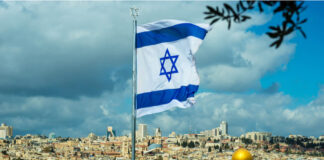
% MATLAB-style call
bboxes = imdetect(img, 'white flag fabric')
[136,19,211,117]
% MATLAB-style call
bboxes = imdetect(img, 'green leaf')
[285,27,294,35]
[297,1,304,10]
[207,6,216,12]
[299,18,307,24]
[258,2,263,12]
[266,32,279,38]
[274,3,286,13]
[298,28,307,38]
[262,1,277,7]
[239,1,246,11]
[210,18,220,25]
[224,3,237,18]
[241,15,251,22]
[269,26,280,31]
[270,38,283,49]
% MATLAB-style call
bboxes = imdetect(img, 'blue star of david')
[160,48,179,82]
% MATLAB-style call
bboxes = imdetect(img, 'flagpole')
[130,7,138,160]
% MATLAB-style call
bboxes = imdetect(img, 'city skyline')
[0,1,323,138]
[1,122,323,159]
[1,121,322,140]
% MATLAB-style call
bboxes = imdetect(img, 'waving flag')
[136,19,211,117]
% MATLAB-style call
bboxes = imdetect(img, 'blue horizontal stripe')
[136,85,199,109]
[136,23,208,48]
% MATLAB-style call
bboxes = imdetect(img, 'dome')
[49,132,56,139]
[88,132,97,139]
[148,143,162,151]
[232,148,253,160]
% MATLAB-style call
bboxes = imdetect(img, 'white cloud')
[100,105,109,116]
[152,113,180,132]
[0,2,320,138]
[197,13,296,92]
[143,90,323,137]
[0,83,132,137]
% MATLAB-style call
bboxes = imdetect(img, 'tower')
[138,124,147,138]
[155,128,161,137]
[107,126,116,141]
[220,121,228,135]
[0,123,13,139]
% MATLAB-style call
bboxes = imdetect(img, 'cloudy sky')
[0,1,323,137]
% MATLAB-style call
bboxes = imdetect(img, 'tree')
[194,141,200,148]
[285,148,290,154]
[263,145,268,151]
[224,143,230,150]
[181,141,188,148]
[285,137,295,145]
[241,137,252,145]
[306,142,315,149]
[269,137,274,144]
[1,150,8,155]
[208,146,212,152]
[188,141,195,148]
[204,1,307,48]
[176,140,180,146]
[274,143,280,150]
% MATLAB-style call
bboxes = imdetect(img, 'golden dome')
[232,148,253,160]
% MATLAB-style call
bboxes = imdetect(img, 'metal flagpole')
[130,7,138,160]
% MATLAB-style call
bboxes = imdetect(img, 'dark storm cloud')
[0,1,224,99]
[1,2,321,138]
[0,87,132,137]
[0,1,213,137]
[0,2,132,98]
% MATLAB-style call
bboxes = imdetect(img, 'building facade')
[244,132,272,142]
[155,128,161,137]
[200,121,228,138]
[107,126,116,140]
[0,123,13,139]
[220,121,228,135]
[138,124,147,138]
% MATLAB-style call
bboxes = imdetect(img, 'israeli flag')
[136,19,211,117]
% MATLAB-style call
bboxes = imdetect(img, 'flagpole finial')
[130,7,139,20]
